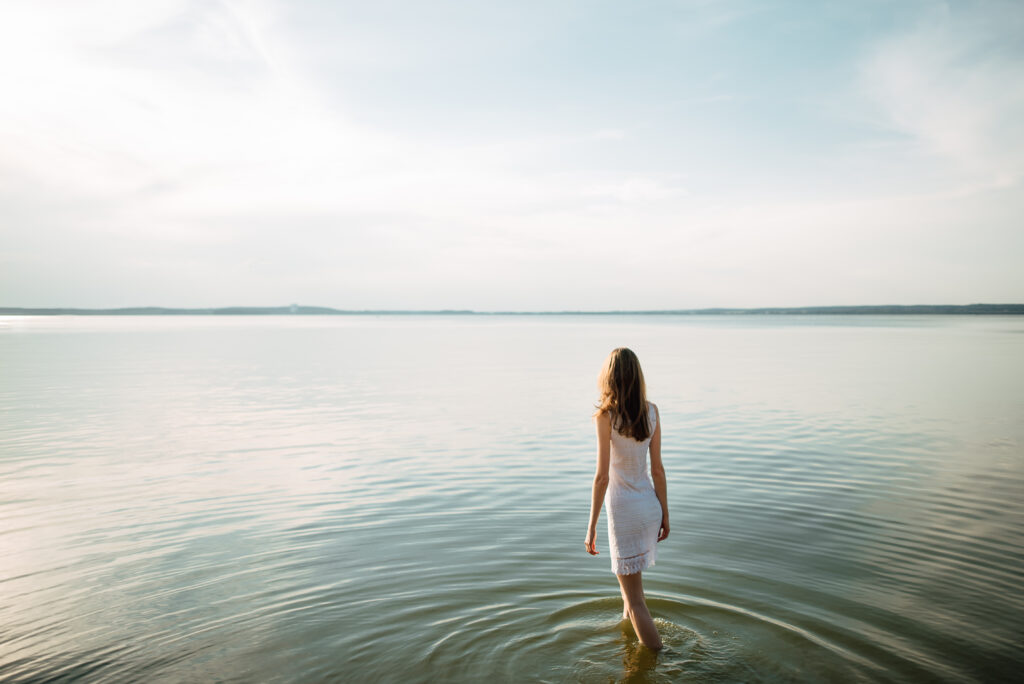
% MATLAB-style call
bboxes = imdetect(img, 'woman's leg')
[619,583,629,620]
[616,572,663,650]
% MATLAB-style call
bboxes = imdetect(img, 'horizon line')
[2,303,1024,316]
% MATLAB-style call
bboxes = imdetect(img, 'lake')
[1,314,1021,682]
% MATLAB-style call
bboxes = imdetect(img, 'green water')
[1,314,1021,682]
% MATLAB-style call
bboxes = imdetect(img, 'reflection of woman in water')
[585,347,669,651]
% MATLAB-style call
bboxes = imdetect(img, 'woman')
[585,347,669,651]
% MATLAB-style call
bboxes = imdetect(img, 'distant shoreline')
[2,304,1023,316]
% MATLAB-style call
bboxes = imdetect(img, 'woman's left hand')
[657,516,670,542]
[585,527,598,555]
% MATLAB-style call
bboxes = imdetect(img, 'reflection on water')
[0,314,1022,682]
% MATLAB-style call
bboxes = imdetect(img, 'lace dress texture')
[607,402,662,575]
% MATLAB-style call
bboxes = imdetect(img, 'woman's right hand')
[585,527,598,555]
[657,515,670,542]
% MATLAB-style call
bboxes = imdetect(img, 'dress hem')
[611,547,657,576]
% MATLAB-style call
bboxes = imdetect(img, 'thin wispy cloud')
[858,0,1024,188]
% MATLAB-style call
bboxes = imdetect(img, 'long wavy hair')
[594,347,650,441]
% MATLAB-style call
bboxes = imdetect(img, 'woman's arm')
[649,404,670,541]
[585,411,612,555]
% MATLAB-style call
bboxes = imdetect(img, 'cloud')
[0,2,682,228]
[857,0,1024,187]
[581,177,687,204]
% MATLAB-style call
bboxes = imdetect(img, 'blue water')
[1,314,1021,682]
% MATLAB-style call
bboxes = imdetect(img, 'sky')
[1,0,1022,310]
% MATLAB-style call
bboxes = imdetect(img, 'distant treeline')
[2,304,1023,315]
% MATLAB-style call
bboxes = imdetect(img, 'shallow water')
[1,314,1021,682]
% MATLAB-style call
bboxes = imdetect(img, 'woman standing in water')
[585,347,669,651]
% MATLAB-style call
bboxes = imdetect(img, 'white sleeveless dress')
[607,402,662,575]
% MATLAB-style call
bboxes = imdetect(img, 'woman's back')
[609,403,657,492]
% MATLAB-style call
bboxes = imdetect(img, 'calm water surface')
[1,314,1022,682]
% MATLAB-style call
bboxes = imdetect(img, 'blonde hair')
[594,347,650,441]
